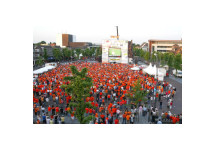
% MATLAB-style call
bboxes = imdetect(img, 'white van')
[172,69,182,77]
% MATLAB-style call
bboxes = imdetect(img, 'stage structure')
[102,39,129,64]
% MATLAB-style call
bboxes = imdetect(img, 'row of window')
[157,46,173,48]
[155,41,182,44]
[157,50,167,52]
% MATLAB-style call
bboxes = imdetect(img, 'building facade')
[68,42,92,49]
[56,33,76,47]
[140,42,148,51]
[148,39,182,54]
[33,45,61,65]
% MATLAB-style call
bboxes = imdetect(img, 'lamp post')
[154,53,158,108]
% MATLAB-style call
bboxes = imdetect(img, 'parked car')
[172,69,182,78]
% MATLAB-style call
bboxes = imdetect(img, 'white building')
[148,39,182,54]
[56,33,76,48]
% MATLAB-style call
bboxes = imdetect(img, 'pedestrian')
[126,114,130,124]
[52,105,55,115]
[160,99,163,109]
[61,115,65,124]
[143,105,147,117]
[130,115,134,124]
[50,119,53,124]
[46,116,50,124]
[114,118,119,124]
[48,105,51,116]
[54,115,58,124]
[56,106,59,115]
[122,113,126,124]
[42,114,46,124]
[157,118,162,124]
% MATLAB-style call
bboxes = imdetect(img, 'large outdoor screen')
[108,48,121,56]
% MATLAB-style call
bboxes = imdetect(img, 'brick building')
[56,33,76,47]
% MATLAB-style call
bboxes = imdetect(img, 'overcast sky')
[33,0,182,45]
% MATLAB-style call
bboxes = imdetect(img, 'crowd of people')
[33,62,182,124]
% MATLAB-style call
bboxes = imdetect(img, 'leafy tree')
[167,53,175,69]
[62,48,67,60]
[75,49,81,59]
[133,48,141,57]
[174,53,182,73]
[151,52,156,64]
[164,52,169,64]
[95,47,102,57]
[43,49,48,61]
[62,48,71,60]
[140,50,145,58]
[40,41,46,44]
[36,56,44,66]
[157,52,162,65]
[66,50,71,60]
[71,50,75,58]
[128,79,147,106]
[160,53,165,66]
[91,47,96,57]
[53,48,62,61]
[144,51,150,62]
[62,66,95,124]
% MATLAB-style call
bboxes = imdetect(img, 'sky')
[33,0,182,45]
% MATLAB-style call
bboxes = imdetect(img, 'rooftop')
[148,39,182,42]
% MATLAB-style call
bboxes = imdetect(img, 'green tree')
[75,49,81,59]
[140,50,145,58]
[62,48,67,61]
[62,48,71,61]
[71,50,75,58]
[62,66,95,124]
[53,48,62,61]
[128,79,147,106]
[36,56,44,66]
[40,41,46,44]
[66,50,71,60]
[144,51,150,62]
[95,47,102,57]
[151,52,156,64]
[168,53,175,69]
[174,53,182,73]
[157,52,162,66]
[91,47,96,57]
[164,52,169,64]
[43,49,48,61]
[160,53,165,66]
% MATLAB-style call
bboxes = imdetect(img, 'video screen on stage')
[108,48,121,56]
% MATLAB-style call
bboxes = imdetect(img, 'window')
[157,50,167,52]
[157,46,172,48]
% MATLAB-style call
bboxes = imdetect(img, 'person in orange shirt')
[126,115,130,124]
[122,113,126,124]
[95,113,98,118]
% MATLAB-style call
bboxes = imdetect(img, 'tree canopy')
[62,66,95,124]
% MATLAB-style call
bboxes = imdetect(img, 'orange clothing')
[126,115,130,120]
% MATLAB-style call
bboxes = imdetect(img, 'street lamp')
[154,53,158,82]
[154,53,158,108]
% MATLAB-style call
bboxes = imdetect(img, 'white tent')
[143,63,155,75]
[143,63,165,81]
[131,66,140,71]
[33,66,55,74]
